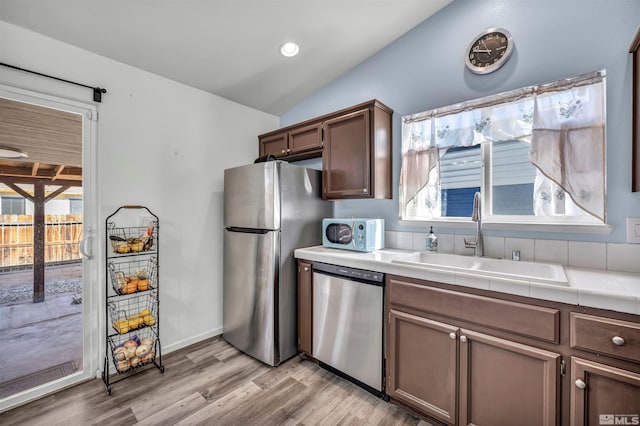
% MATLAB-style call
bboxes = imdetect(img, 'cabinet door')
[571,357,640,426]
[297,261,312,355]
[323,108,371,199]
[387,309,458,425]
[259,131,288,157]
[288,123,322,155]
[459,329,560,426]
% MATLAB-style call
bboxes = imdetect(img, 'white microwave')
[322,218,384,252]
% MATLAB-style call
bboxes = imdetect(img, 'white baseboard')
[162,327,223,355]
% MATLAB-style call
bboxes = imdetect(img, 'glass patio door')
[0,86,98,412]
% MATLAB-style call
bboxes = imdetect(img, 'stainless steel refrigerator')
[223,160,331,366]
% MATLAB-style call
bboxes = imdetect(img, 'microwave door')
[326,224,353,245]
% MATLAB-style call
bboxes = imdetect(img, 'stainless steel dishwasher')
[312,262,385,397]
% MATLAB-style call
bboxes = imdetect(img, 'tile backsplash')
[385,231,640,274]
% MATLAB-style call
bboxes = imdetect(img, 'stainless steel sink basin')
[392,252,568,286]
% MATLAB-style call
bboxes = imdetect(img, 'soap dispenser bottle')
[426,226,438,252]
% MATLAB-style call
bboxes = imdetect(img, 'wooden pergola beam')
[33,182,45,303]
[3,181,34,202]
[0,164,81,182]
[45,185,70,202]
[0,175,81,187]
[51,165,65,182]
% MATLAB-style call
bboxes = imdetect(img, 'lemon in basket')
[143,314,156,326]
[113,319,129,334]
[128,315,142,329]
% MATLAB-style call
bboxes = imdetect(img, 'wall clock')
[465,28,514,74]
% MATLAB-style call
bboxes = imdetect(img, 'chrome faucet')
[464,192,484,257]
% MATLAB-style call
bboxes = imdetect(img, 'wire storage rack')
[102,205,163,395]
[108,256,158,296]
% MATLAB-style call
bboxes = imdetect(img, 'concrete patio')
[0,264,82,399]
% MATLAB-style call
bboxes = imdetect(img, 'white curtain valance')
[529,79,606,221]
[400,71,606,221]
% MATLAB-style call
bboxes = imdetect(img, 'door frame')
[0,83,99,412]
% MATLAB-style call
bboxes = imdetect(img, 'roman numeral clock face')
[465,28,514,74]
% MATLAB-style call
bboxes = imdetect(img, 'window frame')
[1,196,26,216]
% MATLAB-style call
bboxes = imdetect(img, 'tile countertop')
[294,246,640,316]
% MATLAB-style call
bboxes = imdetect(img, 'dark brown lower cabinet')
[571,357,640,425]
[387,309,560,426]
[292,267,640,426]
[459,329,560,426]
[387,310,458,425]
[297,261,312,355]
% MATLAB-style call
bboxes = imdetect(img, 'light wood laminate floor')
[2,336,431,425]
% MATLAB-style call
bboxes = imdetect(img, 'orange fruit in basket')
[137,279,149,291]
[124,282,138,294]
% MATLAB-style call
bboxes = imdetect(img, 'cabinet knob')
[460,335,468,343]
[612,336,625,346]
[575,379,587,389]
[281,149,286,153]
[303,267,309,272]
[449,332,456,340]
[362,188,368,193]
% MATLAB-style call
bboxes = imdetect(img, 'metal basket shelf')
[108,256,157,296]
[108,291,158,335]
[103,205,163,395]
[107,221,158,255]
[108,328,160,374]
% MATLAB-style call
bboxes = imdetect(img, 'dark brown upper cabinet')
[322,101,392,200]
[257,100,393,200]
[631,27,640,191]
[259,122,322,160]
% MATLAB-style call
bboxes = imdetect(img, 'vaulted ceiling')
[0,0,453,115]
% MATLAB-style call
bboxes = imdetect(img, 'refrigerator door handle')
[226,227,270,234]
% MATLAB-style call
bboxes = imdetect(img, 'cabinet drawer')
[388,278,559,343]
[570,313,640,363]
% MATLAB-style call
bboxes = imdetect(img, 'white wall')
[0,20,279,353]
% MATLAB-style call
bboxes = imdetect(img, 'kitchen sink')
[313,247,417,263]
[392,252,477,270]
[392,252,568,286]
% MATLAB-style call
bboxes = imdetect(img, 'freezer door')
[223,162,280,230]
[223,228,279,366]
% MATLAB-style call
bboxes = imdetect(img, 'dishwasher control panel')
[313,262,384,283]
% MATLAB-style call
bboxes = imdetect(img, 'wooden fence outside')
[0,214,82,268]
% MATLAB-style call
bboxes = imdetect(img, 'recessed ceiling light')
[0,145,27,159]
[280,42,300,58]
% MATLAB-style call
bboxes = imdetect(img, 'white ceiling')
[0,0,453,115]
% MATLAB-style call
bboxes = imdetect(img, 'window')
[1,196,25,215]
[400,71,606,226]
[69,198,83,215]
